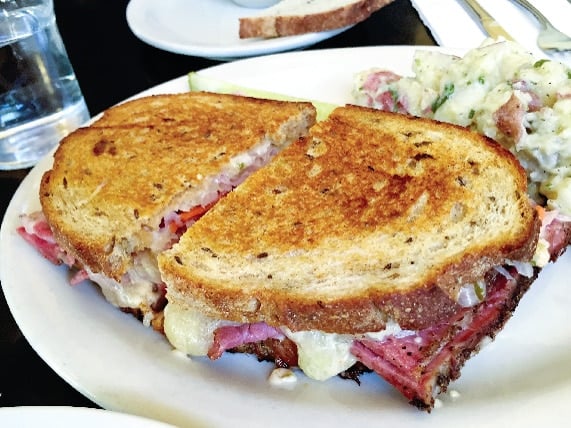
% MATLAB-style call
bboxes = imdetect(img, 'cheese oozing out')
[163,301,413,381]
[163,302,230,356]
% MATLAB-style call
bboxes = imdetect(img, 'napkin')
[411,0,571,66]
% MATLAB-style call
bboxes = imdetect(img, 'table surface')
[0,0,434,411]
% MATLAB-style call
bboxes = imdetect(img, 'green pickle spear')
[188,72,336,121]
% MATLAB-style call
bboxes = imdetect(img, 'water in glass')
[0,0,90,170]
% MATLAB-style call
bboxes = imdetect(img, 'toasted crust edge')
[164,219,539,334]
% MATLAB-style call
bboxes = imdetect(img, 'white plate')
[2,46,571,428]
[0,406,175,427]
[126,0,350,60]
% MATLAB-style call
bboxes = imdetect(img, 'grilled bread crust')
[159,105,540,334]
[91,91,315,129]
[39,92,316,280]
[239,0,394,39]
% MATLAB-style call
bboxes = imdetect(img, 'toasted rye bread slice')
[239,0,394,39]
[40,92,316,281]
[159,105,540,334]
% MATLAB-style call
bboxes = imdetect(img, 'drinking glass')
[0,0,90,170]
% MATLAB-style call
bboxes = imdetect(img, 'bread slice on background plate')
[239,0,395,38]
[158,105,541,410]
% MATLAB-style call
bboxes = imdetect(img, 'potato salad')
[353,40,571,217]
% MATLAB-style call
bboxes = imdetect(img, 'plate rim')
[0,406,176,427]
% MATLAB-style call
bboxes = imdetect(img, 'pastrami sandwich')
[18,91,316,330]
[18,91,570,411]
[156,105,555,410]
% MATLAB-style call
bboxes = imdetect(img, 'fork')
[511,0,571,51]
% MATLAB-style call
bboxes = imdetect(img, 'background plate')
[126,0,350,60]
[2,46,571,427]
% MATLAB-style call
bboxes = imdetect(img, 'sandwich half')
[18,92,316,330]
[158,105,543,410]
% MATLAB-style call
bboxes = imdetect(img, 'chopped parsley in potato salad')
[353,40,571,216]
